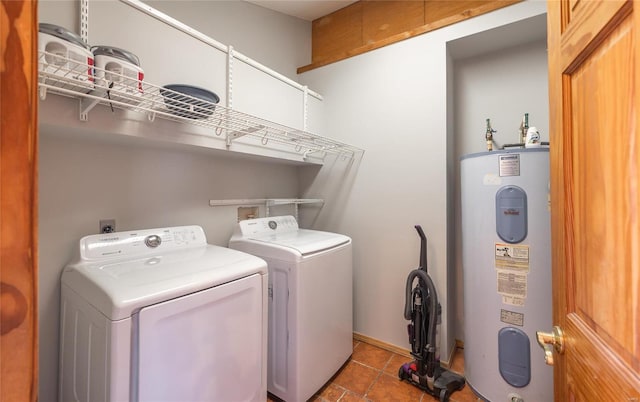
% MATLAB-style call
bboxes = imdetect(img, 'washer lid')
[248,229,350,256]
[62,226,267,321]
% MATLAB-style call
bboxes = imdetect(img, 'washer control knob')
[144,234,162,248]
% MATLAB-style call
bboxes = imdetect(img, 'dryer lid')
[248,229,350,256]
[231,215,351,256]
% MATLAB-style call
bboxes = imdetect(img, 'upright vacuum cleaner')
[398,225,465,402]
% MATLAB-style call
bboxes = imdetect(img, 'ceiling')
[246,0,357,21]
[448,13,547,60]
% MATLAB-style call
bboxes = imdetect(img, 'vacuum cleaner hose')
[404,269,439,377]
[404,270,437,323]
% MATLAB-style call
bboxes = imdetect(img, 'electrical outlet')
[100,219,116,233]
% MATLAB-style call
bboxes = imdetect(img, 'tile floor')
[268,339,482,402]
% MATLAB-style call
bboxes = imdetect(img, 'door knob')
[536,326,565,366]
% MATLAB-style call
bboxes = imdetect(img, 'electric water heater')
[461,148,553,402]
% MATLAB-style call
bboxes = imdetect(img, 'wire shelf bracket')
[79,90,105,121]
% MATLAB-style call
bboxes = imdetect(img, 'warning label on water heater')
[495,243,530,271]
[497,271,527,298]
[500,309,524,326]
[499,154,520,177]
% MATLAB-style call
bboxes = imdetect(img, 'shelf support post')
[227,45,234,109]
[80,0,89,44]
[303,85,308,132]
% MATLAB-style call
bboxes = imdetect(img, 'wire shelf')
[37,51,363,161]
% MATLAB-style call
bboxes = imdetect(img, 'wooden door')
[0,0,39,401]
[546,0,640,400]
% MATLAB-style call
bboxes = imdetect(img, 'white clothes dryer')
[228,216,353,402]
[59,225,268,402]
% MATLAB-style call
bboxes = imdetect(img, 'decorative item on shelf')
[160,84,220,119]
[91,45,145,103]
[38,23,94,92]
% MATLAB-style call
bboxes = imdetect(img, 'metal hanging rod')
[118,0,323,101]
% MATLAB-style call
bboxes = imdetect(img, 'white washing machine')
[229,216,353,402]
[59,225,268,402]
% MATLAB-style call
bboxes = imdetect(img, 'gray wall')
[39,0,310,81]
[299,1,548,362]
[145,0,311,81]
[38,1,313,399]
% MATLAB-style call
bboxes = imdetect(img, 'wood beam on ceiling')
[298,0,522,74]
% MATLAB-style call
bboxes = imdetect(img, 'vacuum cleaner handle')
[414,225,427,273]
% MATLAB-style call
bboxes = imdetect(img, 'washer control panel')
[236,215,299,237]
[80,225,207,260]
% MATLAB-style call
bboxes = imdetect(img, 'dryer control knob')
[145,234,162,248]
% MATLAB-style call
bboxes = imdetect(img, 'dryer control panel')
[79,225,207,261]
[235,215,299,237]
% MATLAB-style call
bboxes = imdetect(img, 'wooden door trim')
[547,1,567,399]
[0,0,39,401]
